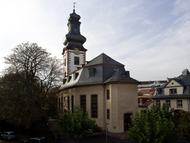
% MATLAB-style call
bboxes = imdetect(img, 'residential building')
[138,81,166,110]
[153,69,190,112]
[58,9,138,133]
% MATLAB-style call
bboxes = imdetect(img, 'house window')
[169,88,177,95]
[106,89,110,100]
[80,95,86,112]
[165,100,171,107]
[91,94,98,118]
[156,100,160,107]
[74,56,80,65]
[177,100,183,108]
[107,109,110,119]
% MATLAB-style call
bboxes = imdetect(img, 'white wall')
[106,84,138,133]
[157,99,190,112]
[63,49,86,76]
[164,80,184,95]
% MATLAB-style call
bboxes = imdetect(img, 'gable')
[166,79,182,88]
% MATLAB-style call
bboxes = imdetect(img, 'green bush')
[174,110,190,141]
[128,106,175,143]
[59,108,96,140]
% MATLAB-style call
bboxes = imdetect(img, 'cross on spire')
[73,1,76,13]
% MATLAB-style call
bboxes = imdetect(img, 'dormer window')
[67,76,72,82]
[157,88,162,95]
[88,68,96,77]
[74,56,79,65]
[74,72,79,80]
[169,88,177,95]
[63,78,67,84]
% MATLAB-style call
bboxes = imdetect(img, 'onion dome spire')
[73,1,76,13]
[63,3,87,54]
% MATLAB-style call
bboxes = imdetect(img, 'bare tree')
[5,42,62,95]
[0,42,63,129]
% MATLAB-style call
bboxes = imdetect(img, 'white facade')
[63,49,86,76]
[153,71,190,112]
[164,80,184,95]
[157,99,190,111]
[58,83,138,133]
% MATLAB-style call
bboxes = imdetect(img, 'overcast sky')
[0,0,190,80]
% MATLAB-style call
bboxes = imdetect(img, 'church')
[58,8,138,133]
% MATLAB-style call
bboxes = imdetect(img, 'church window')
[74,56,80,65]
[106,89,110,100]
[107,109,110,119]
[60,96,63,112]
[67,96,70,110]
[58,98,61,112]
[80,95,86,112]
[91,94,98,118]
[71,95,74,113]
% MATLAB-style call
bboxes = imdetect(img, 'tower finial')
[73,1,76,13]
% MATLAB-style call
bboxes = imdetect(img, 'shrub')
[59,108,96,140]
[174,110,190,141]
[128,105,175,143]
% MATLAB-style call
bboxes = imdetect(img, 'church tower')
[62,7,87,77]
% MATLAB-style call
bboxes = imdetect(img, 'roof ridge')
[85,53,124,67]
